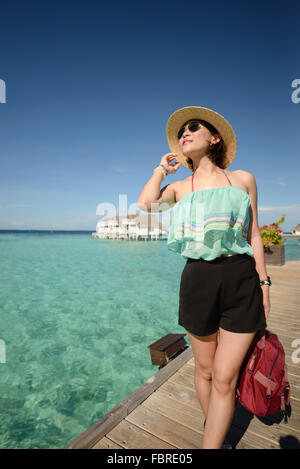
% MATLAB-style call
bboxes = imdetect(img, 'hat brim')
[166,106,237,169]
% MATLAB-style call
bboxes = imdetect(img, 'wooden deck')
[65,259,300,450]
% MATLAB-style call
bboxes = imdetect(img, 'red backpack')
[235,329,291,420]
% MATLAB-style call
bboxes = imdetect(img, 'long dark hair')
[180,119,227,171]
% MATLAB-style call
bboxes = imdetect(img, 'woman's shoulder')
[225,169,256,196]
[233,169,254,178]
[174,169,253,188]
[232,169,255,189]
[171,169,255,201]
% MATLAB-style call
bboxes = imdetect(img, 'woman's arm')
[137,168,177,212]
[137,153,181,212]
[246,172,268,279]
[245,171,270,318]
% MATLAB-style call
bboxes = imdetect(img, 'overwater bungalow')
[292,224,300,235]
[92,214,168,241]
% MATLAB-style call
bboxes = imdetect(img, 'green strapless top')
[167,186,254,261]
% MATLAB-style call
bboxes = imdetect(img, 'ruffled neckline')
[175,186,250,206]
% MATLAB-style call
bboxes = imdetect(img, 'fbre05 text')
[152,453,192,464]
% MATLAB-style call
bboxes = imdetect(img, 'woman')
[137,106,271,449]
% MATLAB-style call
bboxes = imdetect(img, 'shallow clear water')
[0,233,187,448]
[0,233,299,448]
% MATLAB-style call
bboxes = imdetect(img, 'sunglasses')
[177,121,202,140]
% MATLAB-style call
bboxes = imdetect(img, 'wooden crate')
[148,333,187,368]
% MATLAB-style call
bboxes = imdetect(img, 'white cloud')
[111,166,131,173]
[261,177,288,187]
[275,177,287,187]
[11,221,25,226]
[0,205,31,208]
[259,204,300,213]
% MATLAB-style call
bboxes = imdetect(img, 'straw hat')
[166,106,237,169]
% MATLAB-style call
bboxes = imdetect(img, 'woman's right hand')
[160,153,181,175]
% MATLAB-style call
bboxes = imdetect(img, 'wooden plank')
[230,404,300,449]
[267,325,300,342]
[125,405,202,449]
[141,387,206,431]
[234,431,279,449]
[105,419,176,449]
[157,377,200,409]
[267,320,300,332]
[92,437,123,449]
[271,331,300,344]
[271,309,300,314]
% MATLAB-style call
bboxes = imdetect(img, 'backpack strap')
[248,353,256,374]
[284,365,289,384]
[284,365,291,405]
[281,365,291,422]
[257,334,266,349]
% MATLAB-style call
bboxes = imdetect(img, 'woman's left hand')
[261,285,271,319]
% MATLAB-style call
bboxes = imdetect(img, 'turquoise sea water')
[0,233,299,449]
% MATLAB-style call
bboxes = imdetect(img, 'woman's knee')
[195,362,213,382]
[212,369,238,396]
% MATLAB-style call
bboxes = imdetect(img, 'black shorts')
[178,254,267,336]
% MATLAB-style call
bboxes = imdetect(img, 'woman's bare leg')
[201,328,256,449]
[187,330,218,419]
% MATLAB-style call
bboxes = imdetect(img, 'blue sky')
[0,0,299,232]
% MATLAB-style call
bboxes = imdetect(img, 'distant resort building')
[92,214,168,241]
[292,224,300,235]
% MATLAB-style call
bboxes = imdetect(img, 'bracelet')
[153,165,167,180]
[260,276,272,286]
[160,163,168,173]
